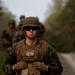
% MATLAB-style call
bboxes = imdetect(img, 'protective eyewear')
[25,26,39,31]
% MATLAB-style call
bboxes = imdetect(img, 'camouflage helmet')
[22,17,40,30]
[20,15,25,20]
[8,19,16,26]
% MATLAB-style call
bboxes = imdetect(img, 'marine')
[12,19,26,44]
[1,19,17,49]
[2,17,63,75]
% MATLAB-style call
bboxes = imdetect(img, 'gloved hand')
[32,62,47,71]
[13,61,28,70]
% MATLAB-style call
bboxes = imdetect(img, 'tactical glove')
[13,61,28,70]
[32,62,48,71]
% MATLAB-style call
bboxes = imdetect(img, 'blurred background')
[0,0,75,75]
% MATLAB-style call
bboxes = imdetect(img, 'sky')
[2,0,53,22]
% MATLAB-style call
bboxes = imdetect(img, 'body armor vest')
[15,39,48,75]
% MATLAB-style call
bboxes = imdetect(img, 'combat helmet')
[8,19,16,26]
[22,17,40,31]
[20,15,25,20]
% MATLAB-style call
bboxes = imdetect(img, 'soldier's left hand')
[32,62,48,71]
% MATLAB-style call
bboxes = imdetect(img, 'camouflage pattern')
[22,17,45,39]
[12,19,26,44]
[1,28,17,49]
[2,17,63,75]
[2,39,63,75]
[38,22,45,39]
[2,47,17,75]
[1,19,17,49]
[12,30,25,44]
[20,15,25,20]
[23,17,39,25]
[8,19,16,27]
[17,19,25,30]
[22,17,40,30]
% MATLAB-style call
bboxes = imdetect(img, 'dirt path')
[58,53,75,75]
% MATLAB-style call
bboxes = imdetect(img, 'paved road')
[58,53,75,75]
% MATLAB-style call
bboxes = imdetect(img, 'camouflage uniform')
[2,39,63,75]
[2,47,17,75]
[38,22,45,39]
[19,15,25,20]
[12,19,26,44]
[1,19,17,49]
[12,30,25,44]
[2,17,63,75]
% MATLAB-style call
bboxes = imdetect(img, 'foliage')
[0,0,16,34]
[0,1,16,74]
[0,50,5,75]
[44,0,75,52]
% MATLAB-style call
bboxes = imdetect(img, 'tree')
[44,0,75,52]
[0,0,16,34]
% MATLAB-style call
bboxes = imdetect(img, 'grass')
[0,50,5,75]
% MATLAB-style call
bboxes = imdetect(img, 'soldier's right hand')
[12,61,28,70]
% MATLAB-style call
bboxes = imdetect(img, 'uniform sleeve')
[2,47,17,75]
[1,30,12,49]
[12,32,19,44]
[46,45,63,75]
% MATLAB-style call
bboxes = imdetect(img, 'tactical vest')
[15,39,49,75]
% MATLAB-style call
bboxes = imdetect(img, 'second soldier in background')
[1,19,17,49]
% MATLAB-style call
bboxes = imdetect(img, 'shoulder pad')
[16,40,25,51]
